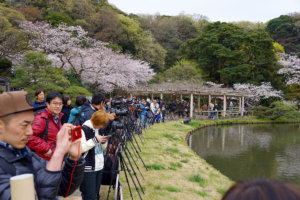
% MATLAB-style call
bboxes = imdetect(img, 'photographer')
[80,110,110,200]
[0,91,85,199]
[81,92,115,135]
[139,100,147,128]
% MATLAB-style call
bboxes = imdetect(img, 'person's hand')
[68,139,81,161]
[44,149,52,157]
[55,123,74,155]
[96,135,109,143]
[108,113,116,121]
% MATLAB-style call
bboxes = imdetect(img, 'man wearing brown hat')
[0,91,85,199]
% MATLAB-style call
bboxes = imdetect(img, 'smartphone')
[71,125,82,142]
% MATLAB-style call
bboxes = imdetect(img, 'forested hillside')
[0,0,300,105]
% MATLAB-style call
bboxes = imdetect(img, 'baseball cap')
[0,91,46,117]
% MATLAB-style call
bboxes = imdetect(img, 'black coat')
[0,146,85,200]
[81,101,97,122]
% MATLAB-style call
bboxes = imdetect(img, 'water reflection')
[189,124,300,186]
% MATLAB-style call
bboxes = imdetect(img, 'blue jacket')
[32,100,46,112]
[0,145,85,200]
[140,104,146,116]
[68,106,82,123]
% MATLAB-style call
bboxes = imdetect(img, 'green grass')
[180,159,189,163]
[217,188,226,195]
[188,174,206,187]
[145,164,165,170]
[165,186,181,192]
[165,147,180,153]
[168,162,183,170]
[170,162,182,168]
[162,133,180,140]
[154,185,161,190]
[196,190,208,197]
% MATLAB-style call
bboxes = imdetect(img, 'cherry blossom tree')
[278,53,300,85]
[233,82,283,104]
[19,21,154,92]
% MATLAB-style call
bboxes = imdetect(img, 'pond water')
[189,124,300,186]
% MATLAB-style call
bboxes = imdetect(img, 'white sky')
[108,0,300,22]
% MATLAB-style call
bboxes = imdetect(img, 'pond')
[189,124,300,186]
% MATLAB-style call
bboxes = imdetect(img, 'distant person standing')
[209,102,215,120]
[32,89,46,112]
[61,96,73,125]
[168,100,177,120]
[177,101,184,119]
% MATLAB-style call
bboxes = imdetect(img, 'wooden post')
[130,93,133,99]
[180,94,183,101]
[223,95,226,117]
[160,93,163,100]
[239,97,242,114]
[197,95,201,114]
[208,95,211,103]
[190,93,193,118]
[151,93,154,101]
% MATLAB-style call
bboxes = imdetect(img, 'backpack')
[70,111,85,126]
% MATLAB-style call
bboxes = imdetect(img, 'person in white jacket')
[80,110,110,200]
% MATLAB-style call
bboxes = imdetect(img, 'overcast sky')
[108,0,300,22]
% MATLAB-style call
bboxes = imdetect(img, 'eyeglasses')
[51,102,63,107]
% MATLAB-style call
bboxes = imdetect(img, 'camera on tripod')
[111,120,124,131]
[110,97,129,117]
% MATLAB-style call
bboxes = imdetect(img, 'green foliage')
[136,14,200,67]
[0,6,28,57]
[165,186,181,192]
[196,190,208,197]
[44,12,73,26]
[285,84,300,102]
[11,51,70,97]
[180,159,189,163]
[266,101,300,120]
[266,15,300,53]
[233,21,266,30]
[169,162,182,170]
[273,42,285,53]
[0,57,12,78]
[266,15,295,37]
[17,6,43,22]
[165,148,180,153]
[218,64,252,86]
[181,22,282,87]
[63,86,92,105]
[150,60,203,83]
[118,14,166,71]
[217,188,226,195]
[188,174,206,187]
[145,164,165,170]
[253,105,269,118]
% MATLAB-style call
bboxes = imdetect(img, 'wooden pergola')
[127,82,249,118]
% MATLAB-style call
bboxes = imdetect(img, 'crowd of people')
[0,90,299,200]
[0,90,115,200]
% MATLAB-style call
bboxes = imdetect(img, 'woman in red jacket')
[27,91,64,161]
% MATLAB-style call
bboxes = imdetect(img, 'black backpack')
[70,111,85,126]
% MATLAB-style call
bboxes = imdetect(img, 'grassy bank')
[65,117,300,200]
[117,117,300,200]
[119,120,235,200]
